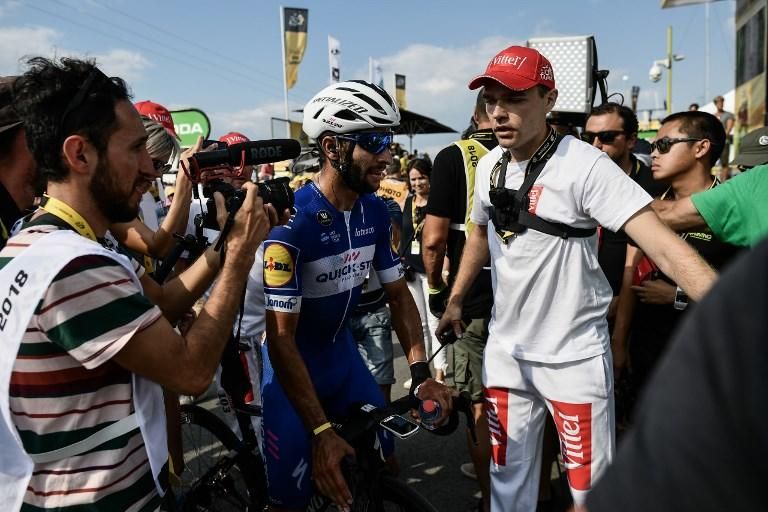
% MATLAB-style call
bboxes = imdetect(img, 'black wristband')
[409,361,431,398]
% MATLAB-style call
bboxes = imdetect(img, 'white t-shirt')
[470,136,652,363]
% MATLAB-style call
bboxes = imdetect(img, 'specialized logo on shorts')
[263,243,295,287]
[484,388,509,466]
[551,401,593,491]
[316,210,333,226]
[528,185,543,214]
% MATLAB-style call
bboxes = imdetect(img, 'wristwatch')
[673,286,689,311]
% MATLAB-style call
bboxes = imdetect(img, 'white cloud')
[209,101,286,140]
[0,26,59,74]
[0,25,150,81]
[93,49,151,83]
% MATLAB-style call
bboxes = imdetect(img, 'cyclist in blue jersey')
[261,81,454,512]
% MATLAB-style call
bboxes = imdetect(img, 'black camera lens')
[257,177,294,213]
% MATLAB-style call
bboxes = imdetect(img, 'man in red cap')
[134,100,179,139]
[219,131,249,146]
[437,46,718,511]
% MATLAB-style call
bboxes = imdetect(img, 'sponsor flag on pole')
[395,74,407,109]
[328,35,341,83]
[282,7,308,90]
[370,58,384,88]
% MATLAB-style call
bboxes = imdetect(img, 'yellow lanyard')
[40,196,98,242]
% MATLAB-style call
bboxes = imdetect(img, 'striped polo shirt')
[0,219,163,511]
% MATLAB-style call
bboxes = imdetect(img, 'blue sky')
[0,0,736,156]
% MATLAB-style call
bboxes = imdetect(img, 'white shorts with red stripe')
[482,340,615,511]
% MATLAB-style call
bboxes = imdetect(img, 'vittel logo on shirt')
[354,226,375,237]
[551,401,593,491]
[528,185,544,214]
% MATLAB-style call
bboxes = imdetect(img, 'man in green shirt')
[652,163,768,247]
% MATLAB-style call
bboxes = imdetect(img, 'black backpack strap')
[515,132,596,239]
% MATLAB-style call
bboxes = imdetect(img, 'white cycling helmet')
[303,80,400,139]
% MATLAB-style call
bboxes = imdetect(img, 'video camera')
[184,139,301,230]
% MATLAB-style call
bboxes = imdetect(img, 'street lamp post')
[649,26,685,114]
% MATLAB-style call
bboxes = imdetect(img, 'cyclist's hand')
[414,379,455,425]
[312,429,355,511]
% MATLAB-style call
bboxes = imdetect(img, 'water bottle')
[418,399,441,430]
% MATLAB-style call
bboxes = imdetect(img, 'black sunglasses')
[59,67,117,134]
[650,137,704,154]
[580,130,625,144]
[336,132,394,154]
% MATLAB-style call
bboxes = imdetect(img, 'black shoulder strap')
[515,132,596,239]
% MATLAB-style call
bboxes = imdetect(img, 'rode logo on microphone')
[551,401,593,491]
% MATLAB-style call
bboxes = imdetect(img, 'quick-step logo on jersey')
[303,244,377,298]
[550,400,593,491]
[484,387,509,466]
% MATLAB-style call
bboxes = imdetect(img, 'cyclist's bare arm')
[266,309,354,511]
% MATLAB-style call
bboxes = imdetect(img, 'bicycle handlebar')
[334,391,477,444]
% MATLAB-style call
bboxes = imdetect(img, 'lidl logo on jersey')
[263,242,297,288]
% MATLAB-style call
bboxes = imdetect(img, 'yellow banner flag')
[395,74,407,110]
[283,7,308,90]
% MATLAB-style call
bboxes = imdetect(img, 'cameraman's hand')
[312,429,354,511]
[262,203,293,229]
[216,183,269,262]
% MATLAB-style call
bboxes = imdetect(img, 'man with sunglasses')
[437,46,717,512]
[0,57,276,510]
[260,80,452,512]
[613,110,741,421]
[583,104,666,383]
[651,126,768,248]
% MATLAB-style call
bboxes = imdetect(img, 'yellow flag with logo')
[395,74,407,110]
[282,7,308,90]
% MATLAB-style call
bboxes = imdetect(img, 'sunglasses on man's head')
[650,137,704,154]
[580,130,625,144]
[336,132,393,155]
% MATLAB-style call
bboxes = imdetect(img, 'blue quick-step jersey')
[260,181,402,508]
[263,181,403,350]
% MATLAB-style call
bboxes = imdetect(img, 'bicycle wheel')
[179,404,266,511]
[349,474,438,512]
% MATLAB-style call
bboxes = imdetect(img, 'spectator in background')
[0,76,38,249]
[349,196,403,402]
[688,102,699,111]
[613,111,740,418]
[400,158,448,384]
[422,89,498,511]
[385,158,403,181]
[651,126,768,247]
[713,95,735,181]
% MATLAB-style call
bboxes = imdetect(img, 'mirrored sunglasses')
[337,132,393,154]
